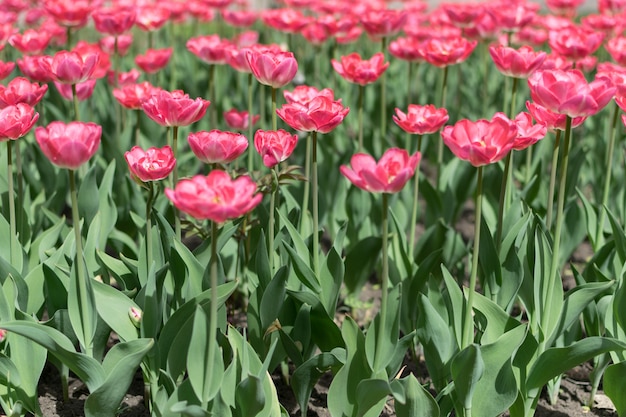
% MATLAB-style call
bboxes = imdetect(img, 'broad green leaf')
[92,279,140,342]
[394,374,440,417]
[277,209,311,264]
[286,290,344,351]
[576,188,598,249]
[96,250,139,291]
[416,293,455,391]
[478,215,502,300]
[344,236,381,293]
[547,280,615,347]
[442,266,464,348]
[451,344,484,412]
[0,321,105,392]
[472,291,522,345]
[234,376,265,417]
[320,247,344,316]
[291,350,344,414]
[89,339,154,417]
[365,284,401,373]
[187,306,223,405]
[67,257,97,360]
[603,361,626,416]
[260,266,288,330]
[24,265,46,314]
[355,378,393,417]
[254,231,271,290]
[607,208,626,264]
[526,337,626,391]
[472,325,526,417]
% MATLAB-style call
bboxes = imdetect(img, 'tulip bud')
[0,328,6,343]
[129,307,143,328]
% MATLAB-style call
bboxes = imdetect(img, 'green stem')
[172,125,181,239]
[374,193,390,371]
[208,64,216,129]
[496,152,512,251]
[66,26,72,50]
[524,145,533,184]
[596,102,620,248]
[207,220,219,408]
[380,37,387,142]
[146,182,154,272]
[15,139,23,244]
[7,141,16,266]
[462,165,483,349]
[69,169,92,357]
[358,84,364,152]
[247,73,255,174]
[272,87,277,132]
[436,66,449,189]
[114,37,121,141]
[260,84,266,130]
[300,133,311,234]
[72,84,80,121]
[546,130,562,230]
[268,168,278,272]
[312,131,319,277]
[134,110,141,147]
[405,62,414,151]
[542,116,572,351]
[408,136,422,261]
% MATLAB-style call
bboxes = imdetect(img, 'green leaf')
[277,209,311,264]
[92,279,139,342]
[320,247,344,316]
[96,250,139,291]
[478,215,502,300]
[344,236,381,293]
[451,344,484,411]
[603,361,626,416]
[260,266,288,330]
[85,339,154,417]
[291,350,344,414]
[547,280,615,347]
[0,321,105,392]
[472,291,523,345]
[254,230,271,290]
[394,374,440,417]
[441,266,464,348]
[526,337,626,391]
[234,375,265,417]
[472,325,526,417]
[576,188,598,249]
[283,243,321,293]
[187,306,223,405]
[416,293,455,391]
[355,378,393,417]
[365,284,401,373]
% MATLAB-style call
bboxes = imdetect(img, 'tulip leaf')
[291,350,345,414]
[394,374,440,417]
[344,236,381,293]
[478,215,502,300]
[603,361,626,416]
[526,337,626,391]
[319,246,344,316]
[471,291,522,345]
[365,284,401,373]
[283,243,321,293]
[441,266,464,348]
[355,378,394,417]
[92,279,139,342]
[260,266,288,330]
[450,344,484,412]
[234,375,265,417]
[96,249,138,291]
[85,339,154,417]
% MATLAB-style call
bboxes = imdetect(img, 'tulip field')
[4,0,626,416]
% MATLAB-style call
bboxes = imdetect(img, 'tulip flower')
[166,170,262,223]
[16,55,54,83]
[0,60,15,80]
[253,129,298,169]
[38,50,99,85]
[489,45,547,79]
[100,34,133,57]
[92,7,136,36]
[188,130,249,165]
[9,29,52,55]
[141,90,209,127]
[261,9,310,34]
[223,109,260,131]
[113,82,160,110]
[528,69,615,118]
[331,52,389,86]
[186,35,232,65]
[360,9,407,40]
[245,49,298,89]
[135,6,171,34]
[135,48,173,74]
[124,145,176,183]
[54,79,96,101]
[0,77,48,108]
[35,121,101,170]
[276,95,350,134]
[393,104,449,136]
[512,111,548,151]
[418,36,477,68]
[283,85,335,105]
[44,0,93,28]
[222,10,258,27]
[525,101,586,132]
[548,26,604,61]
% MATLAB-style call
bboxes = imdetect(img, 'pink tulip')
[125,145,176,182]
[254,129,299,168]
[512,112,547,151]
[188,130,248,164]
[165,170,262,223]
[393,104,449,135]
[223,109,260,130]
[0,103,39,141]
[489,44,547,78]
[38,50,99,85]
[441,113,518,167]
[331,52,389,86]
[340,148,420,194]
[245,49,298,88]
[0,77,48,108]
[142,90,209,127]
[35,121,101,170]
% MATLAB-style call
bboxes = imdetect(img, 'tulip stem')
[524,145,533,184]
[312,131,319,277]
[271,87,277,132]
[114,37,121,141]
[208,64,216,129]
[6,141,17,266]
[546,129,562,230]
[260,85,266,131]
[380,37,387,143]
[358,84,364,152]
[134,110,141,147]
[15,139,24,244]
[543,116,572,352]
[462,165,483,349]
[247,73,254,174]
[436,66,449,190]
[72,84,80,121]
[596,102,620,248]
[268,167,278,273]
[408,136,422,261]
[146,182,154,273]
[207,220,219,409]
[374,192,390,372]
[300,133,311,235]
[405,62,414,151]
[172,125,181,240]
[69,169,93,357]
